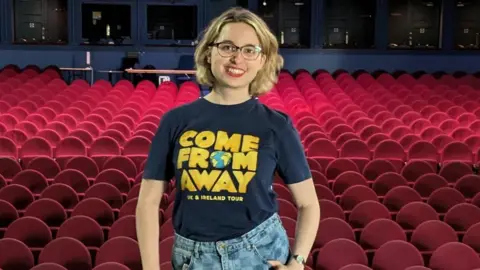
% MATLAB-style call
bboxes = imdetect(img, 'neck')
[205,86,251,105]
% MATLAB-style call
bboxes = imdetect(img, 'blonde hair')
[194,7,284,96]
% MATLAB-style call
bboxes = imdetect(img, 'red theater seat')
[57,215,104,249]
[316,239,368,270]
[315,217,355,249]
[372,240,424,270]
[0,238,35,270]
[429,242,480,270]
[38,237,92,270]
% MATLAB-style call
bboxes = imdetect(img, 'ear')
[259,54,266,68]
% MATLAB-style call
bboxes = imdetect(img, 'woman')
[136,7,320,270]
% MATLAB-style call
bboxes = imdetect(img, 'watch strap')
[292,254,306,264]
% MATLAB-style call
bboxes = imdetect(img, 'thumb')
[267,260,282,267]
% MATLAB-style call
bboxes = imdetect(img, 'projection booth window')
[146,5,198,42]
[81,3,132,45]
[323,0,376,49]
[455,0,480,49]
[258,0,312,48]
[13,0,68,44]
[388,0,442,49]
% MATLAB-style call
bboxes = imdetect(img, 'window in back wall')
[454,0,480,50]
[323,0,376,49]
[388,0,442,50]
[146,5,197,42]
[258,0,311,48]
[209,0,248,21]
[81,3,132,46]
[13,0,68,44]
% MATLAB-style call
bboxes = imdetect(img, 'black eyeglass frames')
[210,42,263,60]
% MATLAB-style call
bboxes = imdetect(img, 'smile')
[225,66,246,77]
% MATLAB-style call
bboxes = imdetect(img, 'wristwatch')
[292,254,306,265]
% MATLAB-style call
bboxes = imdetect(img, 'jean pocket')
[171,246,195,270]
[251,229,290,265]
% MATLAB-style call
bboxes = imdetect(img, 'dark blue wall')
[0,0,479,77]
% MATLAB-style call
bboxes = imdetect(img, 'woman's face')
[209,22,265,91]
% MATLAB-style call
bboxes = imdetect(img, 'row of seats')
[0,137,476,188]
[2,191,480,254]
[4,158,480,228]
[0,155,146,182]
[3,155,480,198]
[2,167,480,239]
[0,137,150,178]
[2,230,478,270]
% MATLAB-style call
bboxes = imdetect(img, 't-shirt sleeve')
[142,111,176,181]
[275,117,312,185]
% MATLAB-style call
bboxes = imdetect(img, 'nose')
[229,49,244,63]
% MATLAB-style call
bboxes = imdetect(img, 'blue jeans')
[171,214,290,270]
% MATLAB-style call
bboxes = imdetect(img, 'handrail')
[124,68,196,75]
[60,67,92,71]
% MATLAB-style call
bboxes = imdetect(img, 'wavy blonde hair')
[194,7,284,96]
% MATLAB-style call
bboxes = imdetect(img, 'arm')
[136,111,176,270]
[136,179,169,270]
[287,178,320,267]
[272,115,320,269]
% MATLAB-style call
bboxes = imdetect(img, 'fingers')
[267,260,287,269]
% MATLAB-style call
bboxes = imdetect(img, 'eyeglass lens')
[217,43,260,60]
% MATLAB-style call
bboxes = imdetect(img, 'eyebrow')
[216,39,258,47]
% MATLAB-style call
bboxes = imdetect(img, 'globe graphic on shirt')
[210,151,232,169]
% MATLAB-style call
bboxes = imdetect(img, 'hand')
[267,260,304,270]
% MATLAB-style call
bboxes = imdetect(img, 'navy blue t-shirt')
[143,97,311,241]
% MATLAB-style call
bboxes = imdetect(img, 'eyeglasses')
[210,42,262,60]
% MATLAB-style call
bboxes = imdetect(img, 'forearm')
[291,201,321,260]
[136,203,161,270]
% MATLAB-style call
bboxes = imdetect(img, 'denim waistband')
[173,213,284,255]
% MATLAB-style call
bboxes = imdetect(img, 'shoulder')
[256,102,293,131]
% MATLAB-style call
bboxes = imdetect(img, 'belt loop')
[241,234,252,250]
